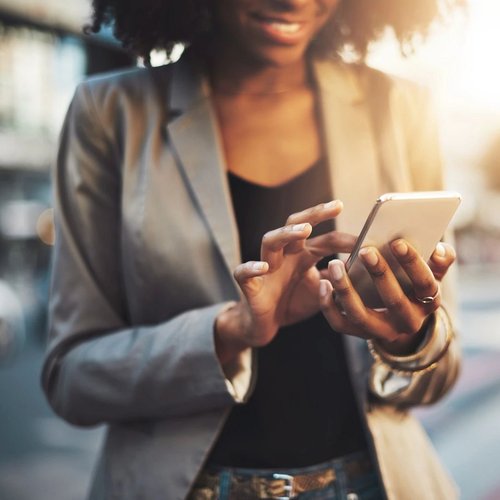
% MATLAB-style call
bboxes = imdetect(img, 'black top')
[207,159,367,468]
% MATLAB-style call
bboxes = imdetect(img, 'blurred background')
[0,1,499,499]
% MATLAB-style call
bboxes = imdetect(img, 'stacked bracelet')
[367,307,454,376]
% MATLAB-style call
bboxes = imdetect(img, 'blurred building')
[0,0,133,351]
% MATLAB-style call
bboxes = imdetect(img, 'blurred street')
[0,344,103,500]
[0,265,499,500]
[416,264,500,500]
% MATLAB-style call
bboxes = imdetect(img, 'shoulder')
[353,64,436,142]
[73,64,174,113]
[360,65,432,119]
[65,62,186,143]
[313,58,430,114]
[315,57,430,108]
[359,64,432,119]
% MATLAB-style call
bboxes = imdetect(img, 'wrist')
[377,315,433,356]
[214,301,253,366]
[368,307,453,373]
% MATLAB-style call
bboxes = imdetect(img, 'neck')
[207,43,310,96]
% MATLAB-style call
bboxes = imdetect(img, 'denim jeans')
[189,451,385,500]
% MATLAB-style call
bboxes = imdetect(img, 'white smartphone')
[345,191,461,309]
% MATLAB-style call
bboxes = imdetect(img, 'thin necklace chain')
[211,84,307,96]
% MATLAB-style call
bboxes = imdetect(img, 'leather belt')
[190,454,373,499]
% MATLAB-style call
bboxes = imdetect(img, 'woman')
[42,0,463,498]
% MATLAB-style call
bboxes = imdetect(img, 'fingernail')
[252,262,267,271]
[393,240,408,256]
[319,280,329,297]
[324,200,342,210]
[291,223,308,231]
[360,247,378,266]
[330,260,344,281]
[434,243,446,258]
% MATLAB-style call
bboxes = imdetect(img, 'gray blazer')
[42,54,460,500]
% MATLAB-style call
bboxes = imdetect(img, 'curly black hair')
[86,0,465,63]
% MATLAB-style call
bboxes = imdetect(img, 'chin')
[245,43,311,67]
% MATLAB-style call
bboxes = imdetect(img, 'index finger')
[286,200,343,253]
[286,200,343,226]
[260,223,312,271]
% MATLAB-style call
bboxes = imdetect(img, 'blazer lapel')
[166,57,383,275]
[166,57,241,280]
[313,59,382,236]
[314,59,384,386]
[166,57,388,362]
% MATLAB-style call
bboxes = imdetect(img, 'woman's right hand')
[214,200,356,364]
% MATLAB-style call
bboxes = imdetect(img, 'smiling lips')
[267,20,301,34]
[251,13,306,44]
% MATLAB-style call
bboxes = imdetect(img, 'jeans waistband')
[190,450,376,500]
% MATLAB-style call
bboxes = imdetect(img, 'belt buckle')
[271,473,295,500]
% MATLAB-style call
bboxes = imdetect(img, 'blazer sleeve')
[42,82,252,427]
[368,78,461,407]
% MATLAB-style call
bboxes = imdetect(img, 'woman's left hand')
[319,239,456,354]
